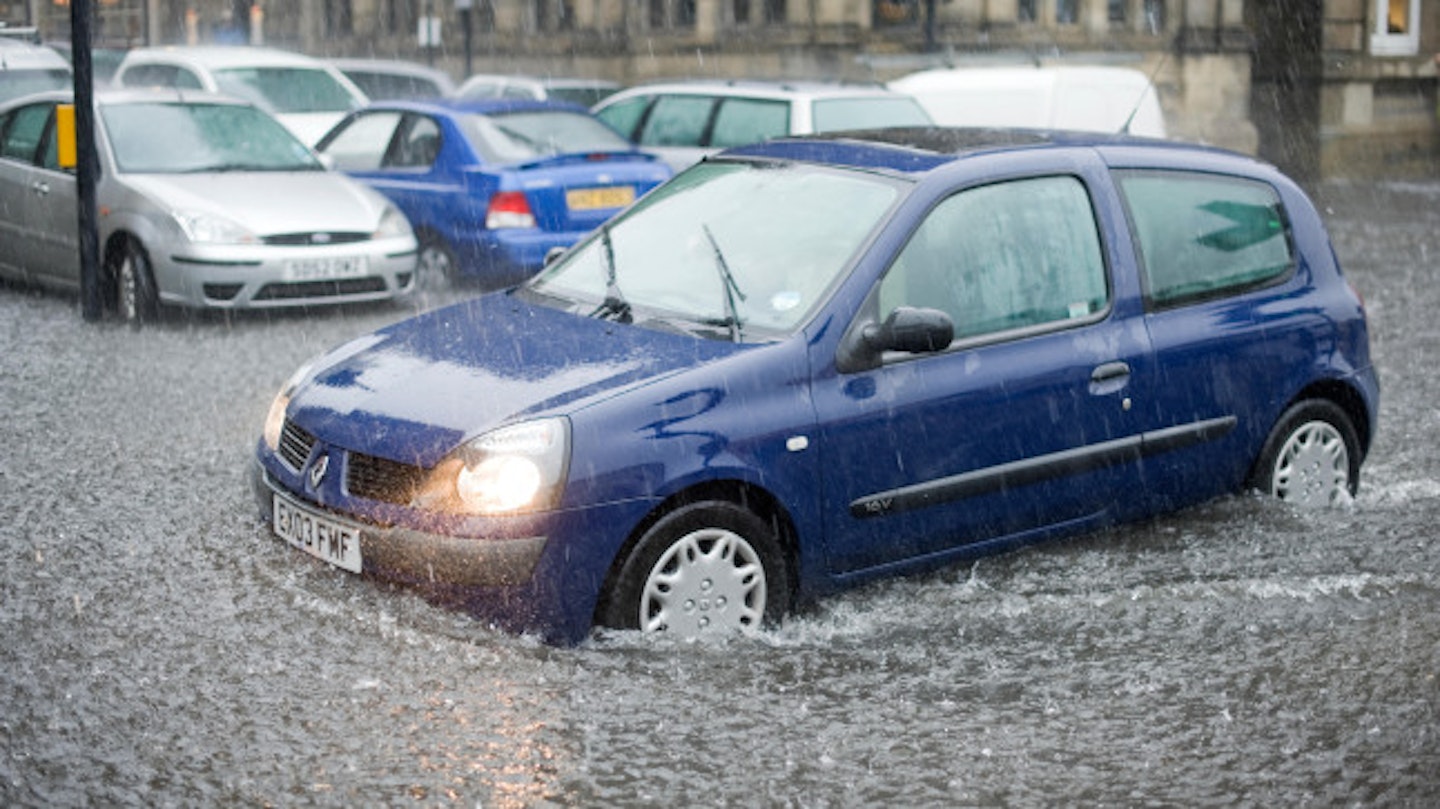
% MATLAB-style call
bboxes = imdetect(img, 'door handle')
[1089,361,1131,395]
[31,181,50,195]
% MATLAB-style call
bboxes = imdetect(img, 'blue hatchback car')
[253,128,1379,644]
[314,98,672,288]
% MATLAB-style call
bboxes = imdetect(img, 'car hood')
[287,294,742,466]
[122,172,389,234]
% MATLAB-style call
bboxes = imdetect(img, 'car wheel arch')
[590,479,801,630]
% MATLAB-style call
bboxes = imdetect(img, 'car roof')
[330,57,453,80]
[719,126,1256,176]
[0,86,269,112]
[356,97,595,117]
[0,37,72,71]
[119,45,333,70]
[604,78,904,101]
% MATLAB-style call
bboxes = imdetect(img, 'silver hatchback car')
[0,89,418,321]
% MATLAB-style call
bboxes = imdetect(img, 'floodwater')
[1,180,1437,806]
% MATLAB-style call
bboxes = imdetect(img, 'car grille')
[278,420,316,470]
[254,277,388,301]
[263,232,371,246]
[346,452,428,505]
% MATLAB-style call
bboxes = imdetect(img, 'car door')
[811,169,1157,575]
[320,110,443,226]
[0,100,77,286]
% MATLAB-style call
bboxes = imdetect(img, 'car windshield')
[524,160,901,337]
[213,67,359,113]
[812,96,932,132]
[102,101,323,173]
[0,69,71,103]
[460,109,633,163]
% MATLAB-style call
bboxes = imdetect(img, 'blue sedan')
[315,98,672,288]
[254,128,1379,644]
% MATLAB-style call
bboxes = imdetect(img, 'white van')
[888,65,1166,138]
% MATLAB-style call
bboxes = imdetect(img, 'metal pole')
[70,0,103,322]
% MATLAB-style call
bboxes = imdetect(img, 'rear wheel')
[1250,400,1361,507]
[600,501,790,638]
[112,240,158,325]
[415,235,457,292]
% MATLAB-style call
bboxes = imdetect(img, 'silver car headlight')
[374,205,413,240]
[262,359,316,451]
[173,210,257,245]
[415,418,570,516]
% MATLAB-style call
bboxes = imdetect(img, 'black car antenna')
[1120,51,1169,136]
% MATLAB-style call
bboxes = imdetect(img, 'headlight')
[172,210,257,245]
[261,359,316,451]
[415,418,570,516]
[374,205,413,240]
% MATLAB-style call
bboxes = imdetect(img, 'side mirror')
[543,246,568,267]
[837,306,954,373]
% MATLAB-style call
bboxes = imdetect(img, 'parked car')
[456,73,620,107]
[252,127,1378,645]
[329,57,456,100]
[0,89,417,321]
[44,40,128,87]
[112,46,368,145]
[889,65,1167,138]
[0,37,71,103]
[314,98,671,288]
[592,79,933,170]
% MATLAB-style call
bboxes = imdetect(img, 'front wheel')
[600,501,790,638]
[1250,400,1361,507]
[111,239,158,325]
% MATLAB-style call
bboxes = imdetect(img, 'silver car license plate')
[284,256,369,282]
[272,492,363,574]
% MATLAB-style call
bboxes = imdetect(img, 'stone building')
[17,0,1440,179]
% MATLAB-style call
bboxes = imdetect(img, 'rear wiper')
[588,224,631,323]
[701,223,746,343]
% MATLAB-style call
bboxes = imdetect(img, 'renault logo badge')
[309,454,329,489]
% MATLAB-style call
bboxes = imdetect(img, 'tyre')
[112,239,158,325]
[1250,399,1361,507]
[415,235,457,292]
[600,501,790,638]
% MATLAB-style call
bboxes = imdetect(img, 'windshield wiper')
[701,223,746,343]
[588,224,632,323]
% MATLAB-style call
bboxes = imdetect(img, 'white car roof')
[0,38,72,71]
[604,79,906,103]
[119,45,334,71]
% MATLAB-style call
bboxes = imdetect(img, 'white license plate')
[284,256,369,282]
[272,493,363,574]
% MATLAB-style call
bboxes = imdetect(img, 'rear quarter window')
[1117,170,1293,308]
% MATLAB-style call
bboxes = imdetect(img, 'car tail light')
[486,191,536,230]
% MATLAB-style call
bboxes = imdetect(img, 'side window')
[709,97,789,147]
[637,94,715,147]
[878,175,1108,342]
[319,111,404,171]
[388,114,442,169]
[1117,171,1292,308]
[594,95,652,141]
[0,103,53,164]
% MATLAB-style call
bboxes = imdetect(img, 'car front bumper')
[152,236,419,310]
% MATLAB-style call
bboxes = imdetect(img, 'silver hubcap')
[1272,419,1350,507]
[416,245,452,290]
[640,527,766,637]
[117,254,139,321]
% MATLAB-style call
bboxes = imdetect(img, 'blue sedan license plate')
[272,493,362,574]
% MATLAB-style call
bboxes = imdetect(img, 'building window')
[1108,0,1126,23]
[1371,0,1420,55]
[1018,0,1036,23]
[1143,0,1164,33]
[763,0,785,23]
[1056,0,1078,24]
